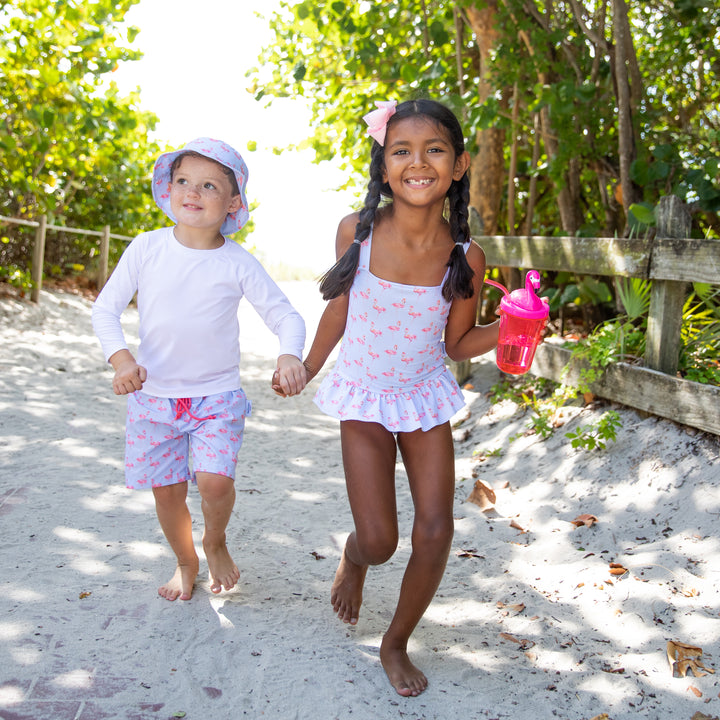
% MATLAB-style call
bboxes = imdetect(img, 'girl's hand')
[271,354,307,397]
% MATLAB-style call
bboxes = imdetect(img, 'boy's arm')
[91,236,143,389]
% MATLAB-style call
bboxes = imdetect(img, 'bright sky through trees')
[113,0,355,274]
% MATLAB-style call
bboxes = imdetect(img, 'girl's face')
[381,117,469,207]
[169,155,242,233]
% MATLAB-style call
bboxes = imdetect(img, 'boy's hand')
[271,354,307,397]
[109,350,147,395]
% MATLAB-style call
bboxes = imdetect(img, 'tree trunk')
[466,2,505,236]
[613,0,640,225]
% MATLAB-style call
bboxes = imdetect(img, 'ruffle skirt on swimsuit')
[313,366,465,433]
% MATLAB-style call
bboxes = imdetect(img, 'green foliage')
[0,0,167,279]
[615,278,651,321]
[567,278,720,387]
[489,373,622,451]
[565,410,622,451]
[252,1,469,188]
[488,358,628,450]
[679,284,720,385]
[252,1,720,238]
[0,264,33,292]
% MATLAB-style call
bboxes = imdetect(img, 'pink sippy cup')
[484,270,549,375]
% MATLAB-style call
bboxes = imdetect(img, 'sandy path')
[0,283,718,719]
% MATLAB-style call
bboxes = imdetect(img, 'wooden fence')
[470,195,720,436]
[0,214,132,302]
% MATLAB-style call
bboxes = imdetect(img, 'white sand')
[1,282,718,720]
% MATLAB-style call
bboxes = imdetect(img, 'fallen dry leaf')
[458,549,483,559]
[587,715,609,720]
[571,513,598,528]
[667,640,716,678]
[463,383,474,390]
[601,665,625,674]
[688,686,702,698]
[509,519,528,533]
[467,479,496,512]
[609,562,629,577]
[691,711,720,720]
[497,601,526,614]
[499,632,535,650]
[79,591,91,599]
[310,551,325,560]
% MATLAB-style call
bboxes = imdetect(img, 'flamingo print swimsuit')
[314,231,466,432]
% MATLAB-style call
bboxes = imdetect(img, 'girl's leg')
[195,471,240,594]
[332,420,399,625]
[153,481,200,601]
[381,421,456,697]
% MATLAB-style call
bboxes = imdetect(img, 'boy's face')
[169,155,242,233]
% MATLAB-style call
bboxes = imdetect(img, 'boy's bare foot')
[158,560,199,601]
[380,637,428,697]
[330,549,367,625]
[203,539,240,593]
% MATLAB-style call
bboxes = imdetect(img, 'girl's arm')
[444,241,500,362]
[303,295,349,382]
[303,214,357,382]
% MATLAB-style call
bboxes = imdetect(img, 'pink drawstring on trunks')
[173,397,217,422]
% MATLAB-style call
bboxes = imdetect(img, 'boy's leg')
[332,420,399,624]
[195,471,240,594]
[152,481,200,601]
[381,421,456,697]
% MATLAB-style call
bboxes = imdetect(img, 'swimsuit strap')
[358,229,372,271]
[173,397,217,422]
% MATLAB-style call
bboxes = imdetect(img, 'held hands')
[270,354,307,397]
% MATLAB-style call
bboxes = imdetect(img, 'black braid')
[319,143,386,300]
[443,172,475,301]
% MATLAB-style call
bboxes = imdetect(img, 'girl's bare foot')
[158,560,199,601]
[330,549,368,625]
[380,636,428,697]
[203,539,240,593]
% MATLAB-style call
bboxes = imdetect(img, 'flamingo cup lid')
[486,270,550,320]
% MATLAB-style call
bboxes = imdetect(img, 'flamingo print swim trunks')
[124,390,251,489]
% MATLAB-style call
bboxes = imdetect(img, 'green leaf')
[628,203,656,226]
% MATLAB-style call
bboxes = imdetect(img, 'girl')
[93,138,306,602]
[301,100,500,696]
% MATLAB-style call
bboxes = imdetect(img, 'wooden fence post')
[645,196,690,374]
[98,224,110,290]
[30,214,47,303]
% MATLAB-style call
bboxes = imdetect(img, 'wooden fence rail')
[471,196,720,435]
[0,214,132,302]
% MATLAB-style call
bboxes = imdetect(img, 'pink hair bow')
[363,100,397,146]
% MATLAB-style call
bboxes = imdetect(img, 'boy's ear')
[227,194,244,213]
[453,151,471,181]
